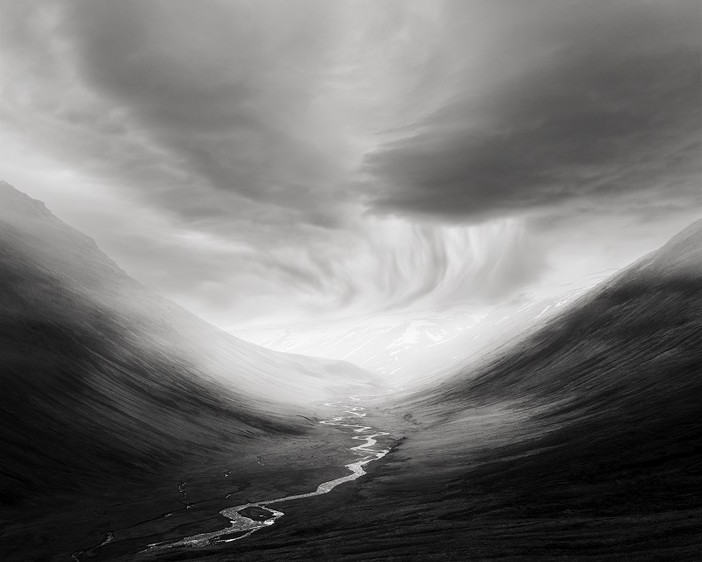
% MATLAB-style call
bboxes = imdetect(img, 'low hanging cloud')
[363,0,701,222]
[99,215,545,329]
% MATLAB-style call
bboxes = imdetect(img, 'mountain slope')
[229,219,702,560]
[0,181,379,519]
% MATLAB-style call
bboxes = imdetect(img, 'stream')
[138,399,391,556]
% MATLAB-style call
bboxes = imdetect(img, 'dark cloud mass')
[60,0,344,209]
[364,0,701,222]
[0,0,355,231]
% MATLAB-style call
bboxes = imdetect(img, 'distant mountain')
[0,181,380,513]
[242,219,702,560]
[241,290,586,385]
[241,310,486,379]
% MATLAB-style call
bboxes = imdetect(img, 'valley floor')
[4,392,702,561]
[0,399,404,562]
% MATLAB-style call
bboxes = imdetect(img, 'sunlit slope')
[0,181,379,508]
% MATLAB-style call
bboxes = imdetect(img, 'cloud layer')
[0,0,699,328]
[363,0,701,221]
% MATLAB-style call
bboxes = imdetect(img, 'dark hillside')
[225,219,702,561]
[0,182,380,560]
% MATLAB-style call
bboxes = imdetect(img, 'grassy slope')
[0,182,378,524]
[224,220,702,561]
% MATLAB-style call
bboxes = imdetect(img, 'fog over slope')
[241,288,586,386]
[0,181,380,510]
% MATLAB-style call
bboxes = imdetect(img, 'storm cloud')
[0,0,699,328]
[363,0,701,221]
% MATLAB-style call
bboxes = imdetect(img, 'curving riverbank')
[138,400,391,557]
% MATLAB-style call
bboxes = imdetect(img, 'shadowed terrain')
[208,219,702,560]
[0,182,381,560]
[2,179,700,561]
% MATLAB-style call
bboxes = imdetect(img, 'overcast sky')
[1,0,700,330]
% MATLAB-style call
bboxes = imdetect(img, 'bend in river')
[141,400,391,555]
